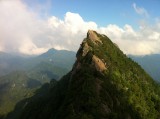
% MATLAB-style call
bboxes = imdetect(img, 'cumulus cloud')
[133,3,149,18]
[47,12,97,51]
[99,23,160,55]
[0,0,49,54]
[0,0,97,55]
[47,12,160,55]
[0,0,160,55]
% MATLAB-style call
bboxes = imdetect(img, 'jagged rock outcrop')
[75,30,106,73]
[82,42,90,56]
[87,30,102,44]
[92,55,107,72]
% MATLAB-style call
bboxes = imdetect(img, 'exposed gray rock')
[87,30,102,44]
[92,55,107,72]
[82,42,90,56]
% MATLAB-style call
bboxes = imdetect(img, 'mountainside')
[0,49,75,117]
[0,49,75,80]
[130,54,160,81]
[6,30,160,119]
[0,71,41,116]
[25,48,75,82]
[38,48,75,70]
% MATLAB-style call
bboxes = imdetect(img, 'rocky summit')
[5,30,160,119]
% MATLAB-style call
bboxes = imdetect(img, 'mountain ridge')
[4,30,160,119]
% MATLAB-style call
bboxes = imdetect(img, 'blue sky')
[0,0,160,55]
[24,0,160,27]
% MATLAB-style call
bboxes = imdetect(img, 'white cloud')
[18,38,48,55]
[0,0,48,55]
[46,12,97,52]
[133,3,149,18]
[0,0,160,55]
[0,0,97,55]
[99,24,160,55]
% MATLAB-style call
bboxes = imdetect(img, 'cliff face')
[73,30,107,74]
[7,30,160,119]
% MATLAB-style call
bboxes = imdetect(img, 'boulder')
[92,55,107,72]
[87,30,102,44]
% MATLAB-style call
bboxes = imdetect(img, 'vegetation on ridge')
[4,30,160,119]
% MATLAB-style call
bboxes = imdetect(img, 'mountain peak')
[8,30,160,119]
[74,30,110,74]
[87,30,102,44]
[47,48,57,52]
[69,30,160,118]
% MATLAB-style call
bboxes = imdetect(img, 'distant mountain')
[25,48,76,81]
[130,54,160,81]
[0,48,75,80]
[8,30,160,119]
[0,49,75,117]
[39,48,75,70]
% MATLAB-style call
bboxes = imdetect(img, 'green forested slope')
[0,71,40,116]
[6,30,160,119]
[0,49,75,117]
